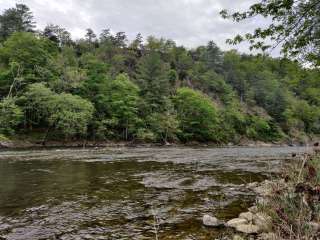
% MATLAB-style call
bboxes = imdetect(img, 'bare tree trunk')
[42,125,53,146]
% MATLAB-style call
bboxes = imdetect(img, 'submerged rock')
[202,215,223,227]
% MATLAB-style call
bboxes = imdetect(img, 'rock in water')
[235,224,260,234]
[202,214,222,227]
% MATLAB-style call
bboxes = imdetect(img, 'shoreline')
[0,137,316,150]
[203,151,320,239]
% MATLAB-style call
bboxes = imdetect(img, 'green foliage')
[79,58,109,102]
[20,83,94,138]
[47,93,94,138]
[245,116,282,141]
[145,100,180,143]
[0,97,22,135]
[43,24,72,47]
[0,4,35,42]
[136,51,171,113]
[219,105,246,142]
[19,83,55,126]
[174,88,221,142]
[0,3,319,143]
[146,112,179,143]
[99,74,142,140]
[284,99,320,134]
[0,32,58,95]
[221,0,320,66]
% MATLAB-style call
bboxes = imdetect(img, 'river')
[0,146,307,240]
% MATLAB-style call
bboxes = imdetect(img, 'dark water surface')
[0,146,307,240]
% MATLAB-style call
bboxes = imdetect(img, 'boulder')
[202,215,223,227]
[235,224,260,234]
[226,218,248,228]
[239,212,254,222]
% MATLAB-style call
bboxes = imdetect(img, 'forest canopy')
[0,4,319,144]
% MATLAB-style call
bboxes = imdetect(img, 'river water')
[0,146,307,240]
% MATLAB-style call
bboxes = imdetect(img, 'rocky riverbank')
[202,180,279,240]
[203,151,320,240]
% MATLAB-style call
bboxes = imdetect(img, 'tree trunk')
[42,125,53,146]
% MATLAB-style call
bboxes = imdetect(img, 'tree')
[19,82,56,127]
[113,32,127,48]
[145,99,180,143]
[99,29,112,43]
[222,51,250,103]
[79,58,109,103]
[47,93,94,139]
[85,28,97,43]
[245,116,282,141]
[99,74,141,140]
[170,46,193,81]
[20,83,94,140]
[201,41,223,73]
[136,51,171,112]
[285,99,320,133]
[0,97,22,135]
[43,24,72,47]
[221,0,320,66]
[0,32,58,95]
[0,4,35,42]
[174,87,221,142]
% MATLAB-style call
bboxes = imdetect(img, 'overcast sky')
[0,0,277,55]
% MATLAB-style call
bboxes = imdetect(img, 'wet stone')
[202,215,223,227]
[83,234,94,239]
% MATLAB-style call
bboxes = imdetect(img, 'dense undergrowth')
[0,4,320,144]
[259,151,320,239]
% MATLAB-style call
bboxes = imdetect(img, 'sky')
[0,0,277,55]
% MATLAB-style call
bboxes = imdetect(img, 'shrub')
[0,97,22,135]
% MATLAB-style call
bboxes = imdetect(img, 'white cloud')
[0,0,279,55]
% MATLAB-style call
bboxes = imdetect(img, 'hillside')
[0,4,320,145]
